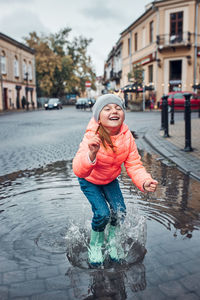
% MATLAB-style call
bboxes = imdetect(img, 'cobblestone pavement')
[167,119,200,159]
[144,113,200,181]
[0,108,88,176]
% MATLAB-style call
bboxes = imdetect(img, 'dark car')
[159,92,200,111]
[44,98,63,110]
[76,98,95,109]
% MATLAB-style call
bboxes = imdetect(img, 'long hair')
[95,123,115,152]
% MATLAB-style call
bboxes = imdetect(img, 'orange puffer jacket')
[73,118,152,192]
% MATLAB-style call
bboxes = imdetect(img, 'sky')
[0,0,152,76]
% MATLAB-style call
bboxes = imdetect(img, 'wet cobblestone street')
[0,107,200,299]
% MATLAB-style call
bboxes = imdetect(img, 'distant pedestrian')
[73,94,158,266]
[22,96,26,110]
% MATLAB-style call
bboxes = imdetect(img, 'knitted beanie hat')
[93,94,124,122]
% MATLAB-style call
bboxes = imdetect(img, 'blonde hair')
[95,123,115,152]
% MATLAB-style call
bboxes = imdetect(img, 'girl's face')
[99,103,125,135]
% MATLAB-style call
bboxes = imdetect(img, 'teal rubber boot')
[107,225,125,262]
[88,229,104,265]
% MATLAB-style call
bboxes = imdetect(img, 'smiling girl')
[73,94,158,266]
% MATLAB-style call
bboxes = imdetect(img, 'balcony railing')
[156,32,192,50]
[110,70,122,81]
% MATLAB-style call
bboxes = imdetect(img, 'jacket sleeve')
[72,132,97,178]
[124,133,152,192]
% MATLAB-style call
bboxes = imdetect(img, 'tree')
[24,28,96,98]
[127,64,144,101]
[67,35,96,93]
[128,64,144,86]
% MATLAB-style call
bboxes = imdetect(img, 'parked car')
[76,98,95,109]
[44,98,63,110]
[159,92,200,111]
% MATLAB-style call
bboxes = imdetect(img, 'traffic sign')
[85,81,91,88]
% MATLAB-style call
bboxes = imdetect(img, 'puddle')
[0,150,200,298]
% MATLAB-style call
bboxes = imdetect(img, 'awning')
[122,83,154,93]
[192,84,200,89]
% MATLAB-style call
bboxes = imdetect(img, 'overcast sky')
[0,0,151,75]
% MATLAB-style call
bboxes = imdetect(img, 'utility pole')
[143,70,145,111]
[193,0,199,91]
[0,50,4,110]
[25,72,29,110]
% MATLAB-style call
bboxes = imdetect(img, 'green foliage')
[24,28,96,97]
[128,64,144,85]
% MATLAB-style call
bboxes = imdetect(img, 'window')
[134,33,138,52]
[170,11,183,42]
[0,51,6,74]
[23,60,27,79]
[148,65,153,83]
[14,56,19,77]
[28,63,32,80]
[128,38,131,56]
[142,28,146,48]
[149,21,154,43]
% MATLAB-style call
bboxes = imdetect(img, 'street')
[0,107,200,299]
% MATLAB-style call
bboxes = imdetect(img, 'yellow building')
[120,0,200,106]
[0,32,37,111]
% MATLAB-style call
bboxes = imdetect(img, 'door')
[3,88,8,110]
[169,60,182,92]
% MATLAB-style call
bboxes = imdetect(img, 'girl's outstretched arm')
[143,179,158,192]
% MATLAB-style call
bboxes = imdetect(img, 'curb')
[144,128,200,182]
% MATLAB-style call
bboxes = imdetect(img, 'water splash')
[65,204,147,269]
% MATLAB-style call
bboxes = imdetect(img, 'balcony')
[110,70,122,83]
[156,32,192,52]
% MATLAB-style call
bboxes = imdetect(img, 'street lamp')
[25,72,29,110]
[0,53,4,110]
[142,70,145,111]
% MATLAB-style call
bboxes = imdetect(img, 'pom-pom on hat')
[93,94,124,122]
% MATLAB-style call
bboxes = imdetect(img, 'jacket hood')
[86,117,129,135]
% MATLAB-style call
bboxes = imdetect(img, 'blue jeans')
[78,178,126,232]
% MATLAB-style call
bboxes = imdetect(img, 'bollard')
[170,95,175,125]
[163,95,170,137]
[183,93,193,152]
[160,95,165,130]
[199,102,200,118]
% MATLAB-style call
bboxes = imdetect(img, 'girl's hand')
[143,179,158,192]
[88,135,101,162]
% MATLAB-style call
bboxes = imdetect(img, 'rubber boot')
[107,225,124,262]
[88,229,104,265]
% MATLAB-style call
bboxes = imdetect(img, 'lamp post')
[25,72,29,110]
[0,54,4,110]
[142,71,145,111]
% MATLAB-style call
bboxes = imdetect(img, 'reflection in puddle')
[0,150,200,298]
[121,150,200,239]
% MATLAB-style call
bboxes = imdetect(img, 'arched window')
[14,56,19,77]
[23,59,27,79]
[0,51,7,74]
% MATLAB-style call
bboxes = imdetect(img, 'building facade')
[106,0,200,106]
[0,32,37,111]
[103,38,123,92]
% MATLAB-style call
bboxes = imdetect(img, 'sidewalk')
[144,118,200,181]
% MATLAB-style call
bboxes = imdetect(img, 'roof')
[0,32,35,54]
[120,0,177,36]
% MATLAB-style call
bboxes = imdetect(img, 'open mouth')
[109,116,120,120]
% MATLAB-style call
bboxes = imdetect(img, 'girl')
[73,94,158,265]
